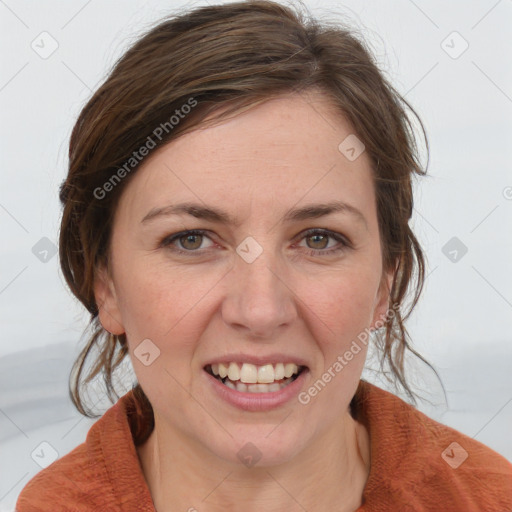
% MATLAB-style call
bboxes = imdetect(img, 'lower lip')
[205,369,309,412]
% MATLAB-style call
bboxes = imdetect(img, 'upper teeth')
[210,362,300,384]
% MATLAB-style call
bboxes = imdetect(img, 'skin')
[94,90,394,512]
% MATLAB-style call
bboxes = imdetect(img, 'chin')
[203,423,311,469]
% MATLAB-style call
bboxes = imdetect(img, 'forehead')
[116,91,377,227]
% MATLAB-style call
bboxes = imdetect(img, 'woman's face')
[96,91,392,466]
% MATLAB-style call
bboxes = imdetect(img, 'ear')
[93,265,125,335]
[370,266,395,330]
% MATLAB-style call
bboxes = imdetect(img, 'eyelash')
[159,229,352,257]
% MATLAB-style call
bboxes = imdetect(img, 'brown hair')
[60,0,444,428]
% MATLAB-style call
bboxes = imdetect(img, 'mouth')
[204,362,307,394]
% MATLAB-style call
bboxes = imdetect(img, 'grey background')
[1,0,511,509]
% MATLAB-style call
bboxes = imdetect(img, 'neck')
[137,411,371,512]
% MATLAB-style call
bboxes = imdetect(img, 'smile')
[205,362,306,394]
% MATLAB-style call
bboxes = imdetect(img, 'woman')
[16,1,512,511]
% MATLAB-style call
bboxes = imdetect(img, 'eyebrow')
[141,200,368,229]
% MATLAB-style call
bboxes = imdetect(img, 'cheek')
[298,268,379,348]
[113,257,220,345]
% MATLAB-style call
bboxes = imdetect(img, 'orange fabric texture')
[16,380,512,511]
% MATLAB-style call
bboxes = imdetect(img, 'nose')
[221,248,297,339]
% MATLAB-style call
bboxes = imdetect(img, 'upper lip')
[203,353,310,369]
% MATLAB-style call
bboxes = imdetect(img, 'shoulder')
[356,381,512,511]
[15,439,114,511]
[15,391,153,511]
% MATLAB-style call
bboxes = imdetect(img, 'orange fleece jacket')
[16,380,512,511]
